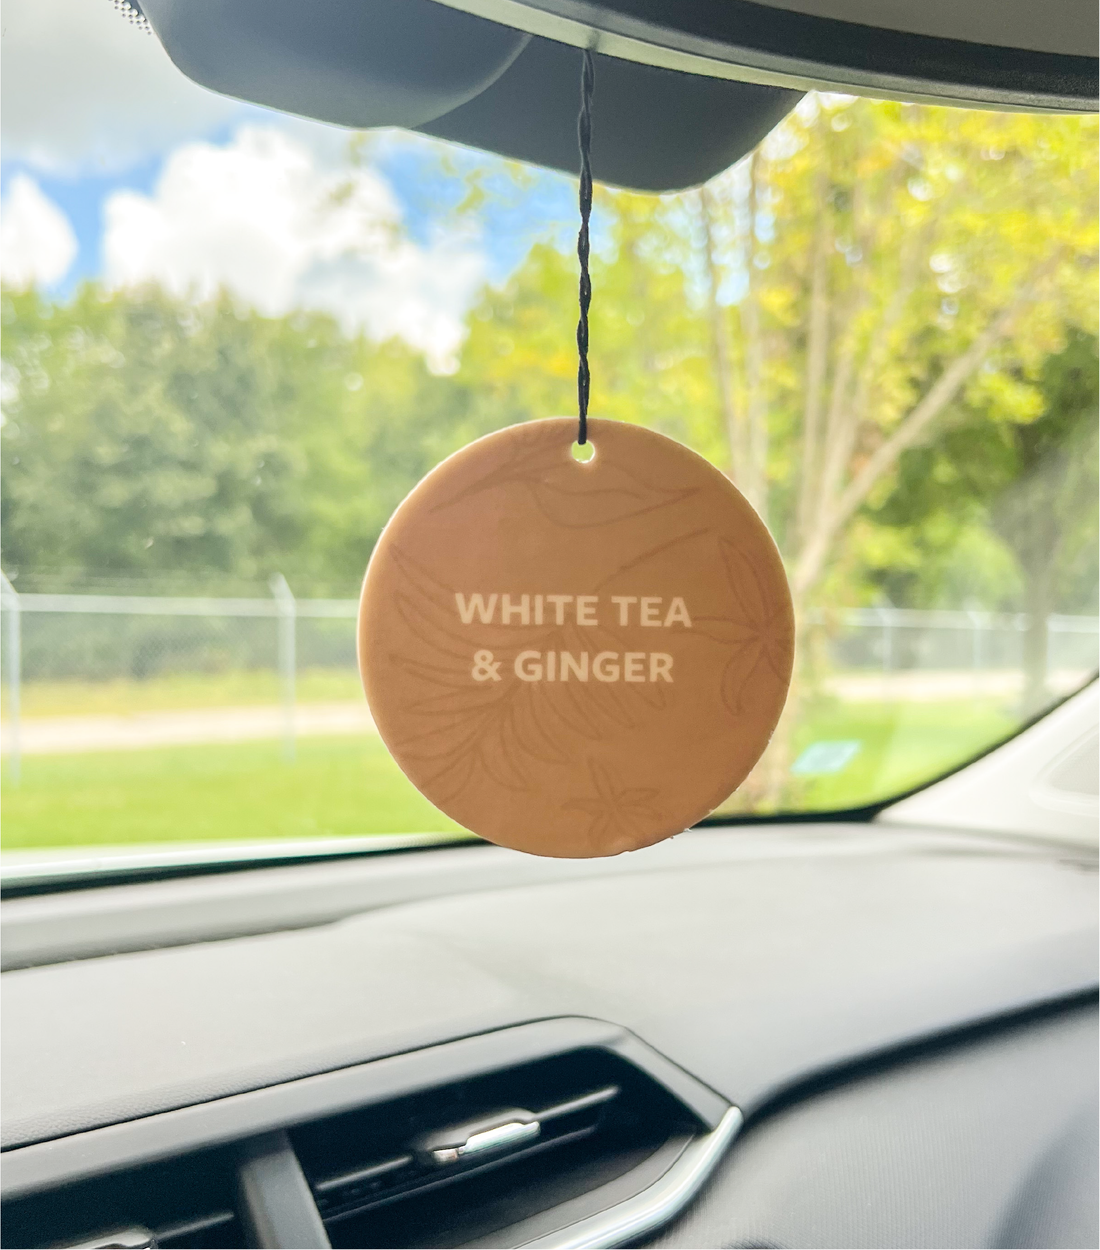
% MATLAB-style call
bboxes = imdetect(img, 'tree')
[0,283,471,593]
[458,201,721,460]
[875,330,1099,712]
[3,284,295,584]
[461,101,1097,629]
[454,100,1098,804]
[699,99,1098,616]
[991,332,1100,711]
[4,100,1095,805]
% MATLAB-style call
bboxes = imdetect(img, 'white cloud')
[1,0,242,173]
[102,126,486,371]
[0,175,78,288]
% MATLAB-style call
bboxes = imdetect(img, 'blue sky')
[1,153,163,294]
[0,0,586,367]
[1,118,581,300]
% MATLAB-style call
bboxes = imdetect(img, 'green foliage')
[2,99,1096,625]
[869,329,1099,611]
[457,100,1098,619]
[0,285,471,593]
[1,97,1096,832]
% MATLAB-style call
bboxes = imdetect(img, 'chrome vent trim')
[2,1020,736,1249]
[521,1105,743,1248]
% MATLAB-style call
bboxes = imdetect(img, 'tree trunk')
[1021,553,1054,716]
[698,188,742,481]
[740,152,768,524]
[797,178,831,549]
[997,485,1060,718]
[791,284,1041,602]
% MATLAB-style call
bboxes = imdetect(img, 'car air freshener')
[359,416,793,857]
[357,51,794,857]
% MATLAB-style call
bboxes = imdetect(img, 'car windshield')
[1,2,1097,859]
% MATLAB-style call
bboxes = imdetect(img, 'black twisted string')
[576,48,594,445]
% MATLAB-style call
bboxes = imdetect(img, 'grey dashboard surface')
[3,824,1096,1152]
[643,1003,1098,1249]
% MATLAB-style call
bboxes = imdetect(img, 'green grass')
[704,694,1017,817]
[4,669,364,718]
[1,735,464,848]
[785,695,1016,810]
[0,695,1022,850]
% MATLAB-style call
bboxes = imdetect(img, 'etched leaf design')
[379,545,667,802]
[430,424,696,529]
[529,463,696,529]
[564,758,663,845]
[694,538,794,716]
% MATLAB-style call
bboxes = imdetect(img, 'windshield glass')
[1,2,1097,854]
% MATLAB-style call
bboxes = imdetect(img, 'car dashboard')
[2,719,1097,1250]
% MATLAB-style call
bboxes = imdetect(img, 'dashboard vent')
[291,1048,699,1249]
[1,1020,739,1250]
[1,1144,242,1249]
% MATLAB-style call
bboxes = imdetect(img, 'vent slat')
[292,1049,697,1249]
[314,1154,414,1195]
[537,1084,620,1123]
[6,1038,721,1250]
[155,1209,236,1242]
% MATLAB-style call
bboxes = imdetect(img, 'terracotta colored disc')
[358,418,794,858]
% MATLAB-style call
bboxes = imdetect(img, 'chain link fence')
[1,572,1096,781]
[0,575,362,779]
[826,606,1098,675]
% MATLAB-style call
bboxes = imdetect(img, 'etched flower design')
[694,537,794,717]
[429,421,697,529]
[383,546,665,803]
[564,759,662,846]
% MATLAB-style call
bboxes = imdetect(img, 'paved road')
[0,669,1087,756]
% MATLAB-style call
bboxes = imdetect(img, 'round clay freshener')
[358,417,794,858]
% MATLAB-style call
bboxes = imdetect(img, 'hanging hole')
[572,441,596,463]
